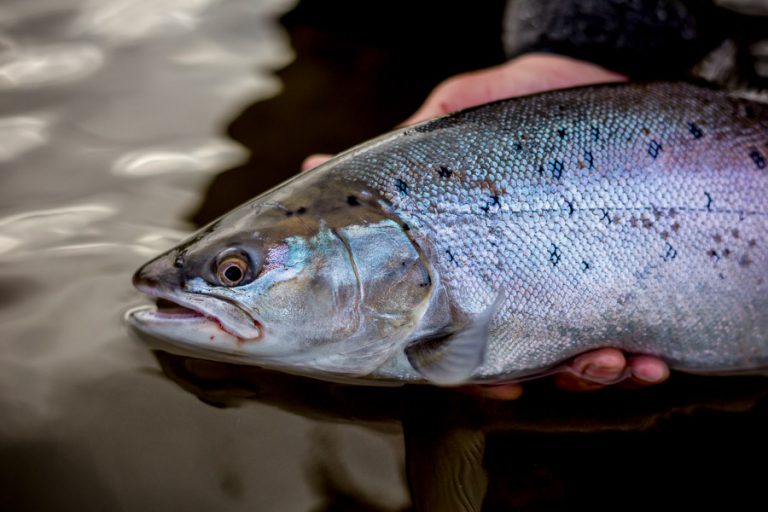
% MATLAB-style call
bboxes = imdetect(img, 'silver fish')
[129,82,768,385]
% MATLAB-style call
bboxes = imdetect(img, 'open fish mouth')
[128,284,263,343]
[151,298,205,319]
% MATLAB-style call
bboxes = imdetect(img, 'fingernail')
[635,364,667,383]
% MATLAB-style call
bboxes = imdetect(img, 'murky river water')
[0,1,766,510]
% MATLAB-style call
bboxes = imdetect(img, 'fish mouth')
[152,298,205,319]
[130,283,263,342]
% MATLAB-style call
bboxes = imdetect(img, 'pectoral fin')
[405,292,504,386]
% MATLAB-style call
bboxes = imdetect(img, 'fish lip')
[134,282,263,341]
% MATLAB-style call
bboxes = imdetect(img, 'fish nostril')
[132,268,159,291]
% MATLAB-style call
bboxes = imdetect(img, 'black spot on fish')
[513,142,523,151]
[648,140,662,159]
[537,164,544,175]
[723,248,732,258]
[402,223,410,231]
[713,233,722,244]
[641,216,654,229]
[296,206,307,215]
[739,254,753,267]
[285,210,294,217]
[688,122,703,139]
[732,229,740,239]
[557,128,566,139]
[346,195,360,206]
[749,149,766,169]
[549,244,561,266]
[438,166,452,178]
[565,200,574,215]
[749,239,757,248]
[704,192,713,211]
[446,249,456,264]
[708,249,720,262]
[663,243,677,261]
[482,195,500,212]
[591,126,600,142]
[395,179,408,195]
[174,252,185,268]
[584,150,594,169]
[582,260,591,271]
[600,209,612,224]
[672,222,681,232]
[550,160,564,180]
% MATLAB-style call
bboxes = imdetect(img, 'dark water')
[1,1,766,511]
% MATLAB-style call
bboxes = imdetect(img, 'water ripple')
[0,115,51,162]
[0,43,104,89]
[111,138,244,177]
[72,0,218,42]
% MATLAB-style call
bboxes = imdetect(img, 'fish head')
[128,177,439,380]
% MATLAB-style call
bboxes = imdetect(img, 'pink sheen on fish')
[128,82,768,386]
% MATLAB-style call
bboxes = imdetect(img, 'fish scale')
[328,82,768,379]
[130,81,768,384]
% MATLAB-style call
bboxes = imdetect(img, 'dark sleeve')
[502,0,732,79]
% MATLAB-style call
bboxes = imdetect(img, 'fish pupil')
[224,265,242,282]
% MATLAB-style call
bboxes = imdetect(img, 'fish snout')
[132,250,183,294]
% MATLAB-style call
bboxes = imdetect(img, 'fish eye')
[216,255,249,287]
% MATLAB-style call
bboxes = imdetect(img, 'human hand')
[302,54,626,170]
[301,54,670,399]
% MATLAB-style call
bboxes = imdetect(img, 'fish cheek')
[250,257,361,342]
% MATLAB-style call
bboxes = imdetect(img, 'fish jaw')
[129,272,264,356]
[127,304,247,355]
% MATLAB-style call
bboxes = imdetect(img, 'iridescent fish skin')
[129,82,768,385]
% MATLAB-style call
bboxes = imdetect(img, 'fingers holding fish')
[301,54,626,175]
[403,53,626,125]
[468,349,670,400]
[626,355,670,386]
[301,153,332,172]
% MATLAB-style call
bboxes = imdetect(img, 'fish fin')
[405,292,504,386]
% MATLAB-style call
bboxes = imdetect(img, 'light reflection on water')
[0,1,408,510]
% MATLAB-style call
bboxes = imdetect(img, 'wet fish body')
[130,82,768,385]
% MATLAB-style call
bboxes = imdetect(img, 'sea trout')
[129,82,768,385]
